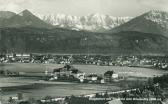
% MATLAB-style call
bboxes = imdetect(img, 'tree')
[122,91,128,101]
[104,91,109,98]
[8,97,16,104]
[19,101,30,104]
[28,97,36,104]
[44,95,52,100]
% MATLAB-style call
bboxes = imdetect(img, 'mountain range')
[0,9,168,36]
[0,9,168,54]
[37,13,132,32]
[0,10,133,32]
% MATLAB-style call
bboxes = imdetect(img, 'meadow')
[0,63,167,77]
[0,63,167,100]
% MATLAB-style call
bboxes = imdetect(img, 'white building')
[112,73,119,79]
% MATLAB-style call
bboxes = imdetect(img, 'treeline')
[153,74,168,88]
[0,27,168,54]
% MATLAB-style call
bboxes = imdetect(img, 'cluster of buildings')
[153,62,168,70]
[0,53,168,70]
[0,92,26,104]
[0,63,119,82]
[0,53,31,63]
[49,65,119,83]
[0,53,72,64]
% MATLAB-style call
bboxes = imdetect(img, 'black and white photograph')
[0,0,168,104]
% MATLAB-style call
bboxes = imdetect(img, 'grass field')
[0,63,167,77]
[0,63,167,100]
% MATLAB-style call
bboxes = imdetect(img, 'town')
[0,53,168,70]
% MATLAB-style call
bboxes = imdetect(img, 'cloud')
[0,0,167,16]
[0,3,23,13]
[137,0,168,11]
[0,0,28,13]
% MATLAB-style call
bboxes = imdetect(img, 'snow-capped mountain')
[37,13,132,32]
[1,9,168,35]
[144,10,168,29]
[110,10,168,37]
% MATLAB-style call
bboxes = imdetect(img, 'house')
[70,69,85,82]
[71,69,85,78]
[52,65,84,81]
[104,71,113,82]
[22,54,30,58]
[84,94,96,98]
[15,53,30,58]
[15,53,31,63]
[53,68,69,78]
[51,97,65,102]
[6,54,14,58]
[112,73,118,79]
[100,79,105,84]
[86,74,98,82]
[104,71,118,82]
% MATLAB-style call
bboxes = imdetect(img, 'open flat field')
[0,77,121,100]
[0,63,167,77]
[0,63,167,100]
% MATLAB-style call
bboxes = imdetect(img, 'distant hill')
[0,10,52,28]
[0,27,168,55]
[0,11,16,19]
[110,10,168,37]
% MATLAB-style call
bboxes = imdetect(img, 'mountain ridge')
[0,9,167,35]
[0,10,52,28]
[37,13,132,32]
[110,10,168,37]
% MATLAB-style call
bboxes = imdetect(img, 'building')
[70,69,85,82]
[86,74,98,82]
[15,53,31,63]
[104,71,113,82]
[104,71,118,82]
[112,73,119,79]
[52,65,85,82]
[53,67,70,78]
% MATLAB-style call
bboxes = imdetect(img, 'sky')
[0,0,167,16]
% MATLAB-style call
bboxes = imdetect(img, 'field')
[0,63,168,100]
[0,63,167,77]
[0,77,121,100]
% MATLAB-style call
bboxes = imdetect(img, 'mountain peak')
[22,9,31,13]
[19,9,34,16]
[149,10,167,13]
[1,9,53,28]
[145,10,168,16]
[144,10,168,21]
[110,10,168,37]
